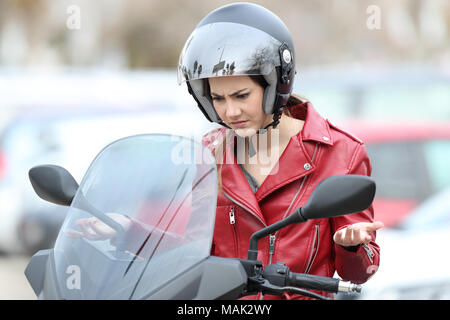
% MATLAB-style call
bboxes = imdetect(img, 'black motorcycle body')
[25,134,375,300]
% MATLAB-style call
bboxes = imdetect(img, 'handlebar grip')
[287,272,340,293]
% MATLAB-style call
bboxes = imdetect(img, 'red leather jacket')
[201,101,380,300]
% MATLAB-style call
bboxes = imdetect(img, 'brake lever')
[255,279,331,300]
[242,259,332,300]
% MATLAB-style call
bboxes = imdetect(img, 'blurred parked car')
[0,108,216,255]
[341,121,450,227]
[293,66,450,227]
[356,187,450,299]
[295,65,450,123]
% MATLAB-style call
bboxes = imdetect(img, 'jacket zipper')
[229,206,239,256]
[362,243,374,264]
[223,191,266,227]
[226,142,318,301]
[229,206,236,224]
[268,234,276,264]
[304,224,320,274]
[268,143,319,265]
[222,193,266,301]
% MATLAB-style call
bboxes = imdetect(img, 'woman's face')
[208,76,272,137]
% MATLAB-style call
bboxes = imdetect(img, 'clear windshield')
[53,134,217,299]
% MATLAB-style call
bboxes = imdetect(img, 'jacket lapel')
[220,138,266,225]
[216,101,334,222]
[256,102,333,201]
[255,134,317,201]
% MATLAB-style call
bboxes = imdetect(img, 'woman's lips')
[231,120,248,128]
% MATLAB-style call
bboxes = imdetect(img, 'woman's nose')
[225,100,242,119]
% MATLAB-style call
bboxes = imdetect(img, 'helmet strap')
[258,107,283,133]
[248,107,284,157]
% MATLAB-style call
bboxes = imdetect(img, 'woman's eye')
[212,93,248,101]
[237,93,249,99]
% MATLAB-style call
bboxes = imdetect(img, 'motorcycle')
[24,134,375,300]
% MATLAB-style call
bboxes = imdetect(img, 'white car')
[0,108,217,255]
[357,188,450,299]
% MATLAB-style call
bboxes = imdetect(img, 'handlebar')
[287,272,361,293]
[243,261,361,299]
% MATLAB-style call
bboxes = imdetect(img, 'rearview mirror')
[247,174,376,260]
[29,165,79,206]
[300,174,376,221]
[29,164,126,237]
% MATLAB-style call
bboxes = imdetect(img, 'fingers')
[90,220,115,238]
[334,227,354,246]
[69,217,119,242]
[334,220,385,247]
[75,218,106,241]
[65,229,84,239]
[365,221,385,232]
[342,225,355,244]
[334,225,373,247]
[359,230,372,244]
[352,225,372,244]
[344,226,367,246]
[76,219,96,239]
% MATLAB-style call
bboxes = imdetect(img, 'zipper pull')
[269,234,276,255]
[229,207,235,224]
[362,243,374,264]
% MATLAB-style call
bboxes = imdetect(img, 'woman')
[177,2,384,300]
[72,2,383,300]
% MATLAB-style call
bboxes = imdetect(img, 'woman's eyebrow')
[211,88,249,97]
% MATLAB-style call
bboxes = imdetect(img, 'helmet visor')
[177,22,283,85]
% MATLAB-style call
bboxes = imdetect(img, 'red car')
[342,120,450,227]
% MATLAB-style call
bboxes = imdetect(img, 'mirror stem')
[75,193,126,238]
[247,208,306,260]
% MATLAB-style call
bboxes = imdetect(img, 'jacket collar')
[289,101,334,146]
[220,101,332,223]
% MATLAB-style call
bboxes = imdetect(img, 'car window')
[367,139,450,201]
[295,81,450,122]
[0,120,61,164]
[295,87,353,120]
[361,83,450,121]
[422,140,450,192]
[366,142,427,199]
[401,188,450,230]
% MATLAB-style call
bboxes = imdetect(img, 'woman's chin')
[234,128,257,138]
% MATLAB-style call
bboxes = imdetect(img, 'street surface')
[0,254,36,300]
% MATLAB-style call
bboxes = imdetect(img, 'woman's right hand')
[66,213,132,243]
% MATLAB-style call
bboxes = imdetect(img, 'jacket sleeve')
[331,143,380,284]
